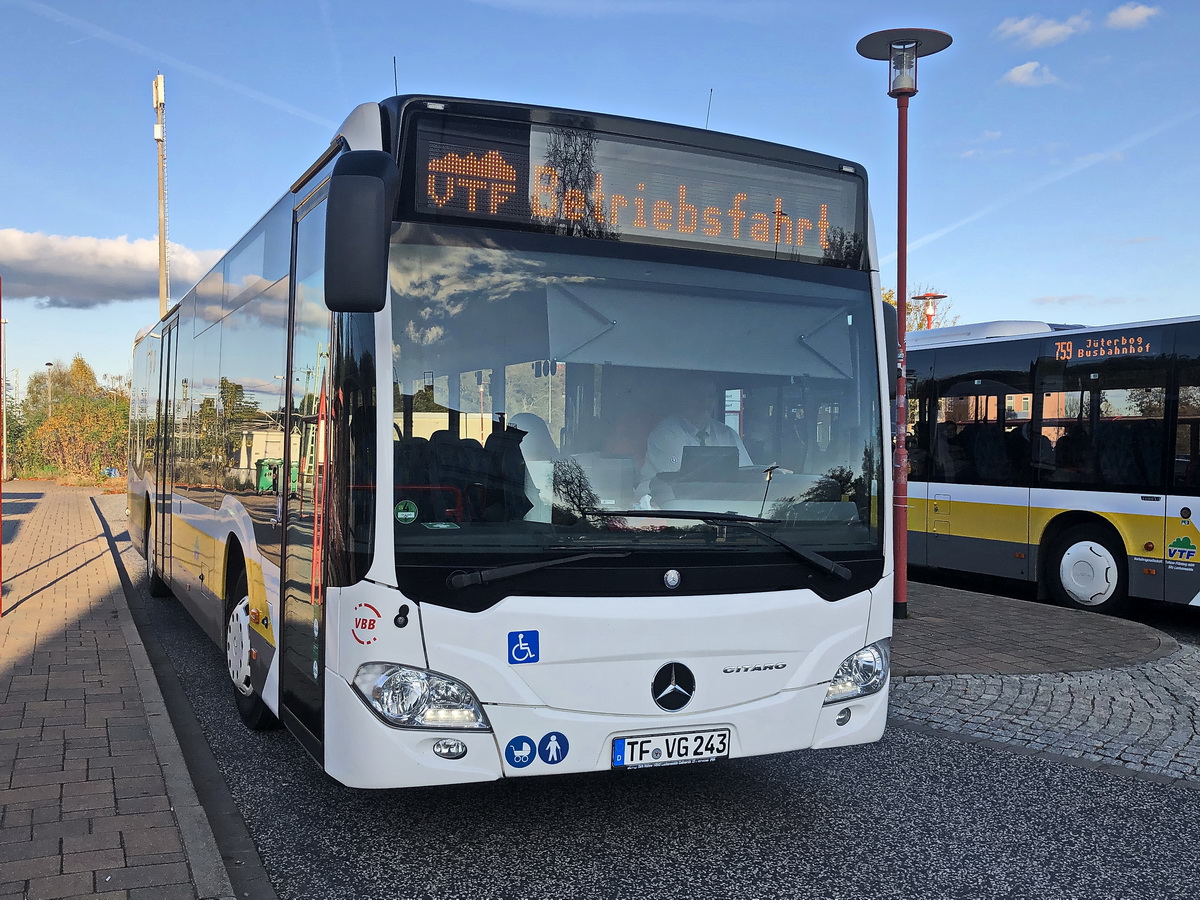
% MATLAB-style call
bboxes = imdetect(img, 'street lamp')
[913,292,948,330]
[857,27,952,620]
[45,362,53,419]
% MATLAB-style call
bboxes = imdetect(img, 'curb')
[89,495,238,900]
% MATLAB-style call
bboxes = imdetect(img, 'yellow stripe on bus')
[908,496,1165,561]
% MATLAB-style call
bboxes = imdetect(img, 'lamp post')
[857,27,952,619]
[914,291,948,330]
[45,362,53,420]
[1,316,8,482]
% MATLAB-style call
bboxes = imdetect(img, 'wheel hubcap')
[1059,541,1117,606]
[227,599,254,695]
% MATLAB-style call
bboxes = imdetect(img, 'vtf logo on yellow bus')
[427,150,518,215]
[1167,536,1197,561]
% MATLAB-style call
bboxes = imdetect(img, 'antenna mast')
[153,74,170,318]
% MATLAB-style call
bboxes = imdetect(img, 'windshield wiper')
[585,509,852,582]
[447,551,631,589]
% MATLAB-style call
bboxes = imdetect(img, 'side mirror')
[880,301,898,402]
[324,150,400,313]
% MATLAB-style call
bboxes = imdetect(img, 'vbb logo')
[352,603,382,645]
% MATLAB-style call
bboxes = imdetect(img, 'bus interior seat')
[394,435,465,523]
[508,413,559,461]
[483,426,535,521]
[1131,420,1163,485]
[1095,422,1138,485]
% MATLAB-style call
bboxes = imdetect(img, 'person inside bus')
[637,377,752,506]
[934,419,967,480]
[907,423,931,479]
[1054,421,1091,478]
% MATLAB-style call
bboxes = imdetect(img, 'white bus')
[128,95,894,788]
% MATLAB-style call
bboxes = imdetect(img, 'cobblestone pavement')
[891,645,1200,785]
[1,482,232,900]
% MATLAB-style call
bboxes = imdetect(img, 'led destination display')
[1054,333,1154,361]
[410,114,864,264]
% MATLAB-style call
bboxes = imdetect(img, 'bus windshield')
[389,225,882,580]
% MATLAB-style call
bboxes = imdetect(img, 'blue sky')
[1,0,1194,393]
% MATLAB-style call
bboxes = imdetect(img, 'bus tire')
[226,570,279,730]
[145,505,171,598]
[1047,524,1129,614]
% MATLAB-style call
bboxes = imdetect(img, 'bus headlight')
[352,663,490,730]
[823,640,890,704]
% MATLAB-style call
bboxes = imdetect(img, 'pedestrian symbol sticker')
[538,732,569,765]
[505,736,535,768]
[508,631,539,665]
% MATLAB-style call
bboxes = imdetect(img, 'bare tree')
[534,128,616,240]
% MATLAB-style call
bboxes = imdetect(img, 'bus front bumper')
[323,672,888,789]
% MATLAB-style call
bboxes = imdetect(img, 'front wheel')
[226,571,279,730]
[1047,525,1129,614]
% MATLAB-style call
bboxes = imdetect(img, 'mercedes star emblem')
[651,662,695,712]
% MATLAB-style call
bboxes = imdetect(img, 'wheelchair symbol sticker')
[507,631,539,665]
[505,735,536,768]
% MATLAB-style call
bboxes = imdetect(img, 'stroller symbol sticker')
[505,736,536,768]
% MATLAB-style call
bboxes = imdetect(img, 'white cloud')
[463,0,782,16]
[1030,294,1130,306]
[996,13,1091,47]
[1073,151,1126,165]
[1002,62,1062,87]
[0,229,220,308]
[1106,3,1161,29]
[961,131,1004,156]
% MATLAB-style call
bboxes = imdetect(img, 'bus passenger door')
[906,476,928,568]
[1165,354,1200,604]
[279,194,332,761]
[152,320,178,586]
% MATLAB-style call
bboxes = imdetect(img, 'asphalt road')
[98,496,1200,900]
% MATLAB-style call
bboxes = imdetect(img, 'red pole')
[894,94,910,620]
[1,273,5,617]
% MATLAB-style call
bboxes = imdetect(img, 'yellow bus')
[907,317,1200,614]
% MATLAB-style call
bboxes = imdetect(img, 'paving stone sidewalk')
[894,583,1200,785]
[1,482,232,900]
[894,582,1180,676]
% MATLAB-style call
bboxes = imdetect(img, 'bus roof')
[374,95,867,176]
[908,314,1200,351]
[907,320,1082,349]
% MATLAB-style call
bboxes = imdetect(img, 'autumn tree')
[12,354,130,480]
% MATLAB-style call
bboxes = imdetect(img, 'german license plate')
[612,729,730,769]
